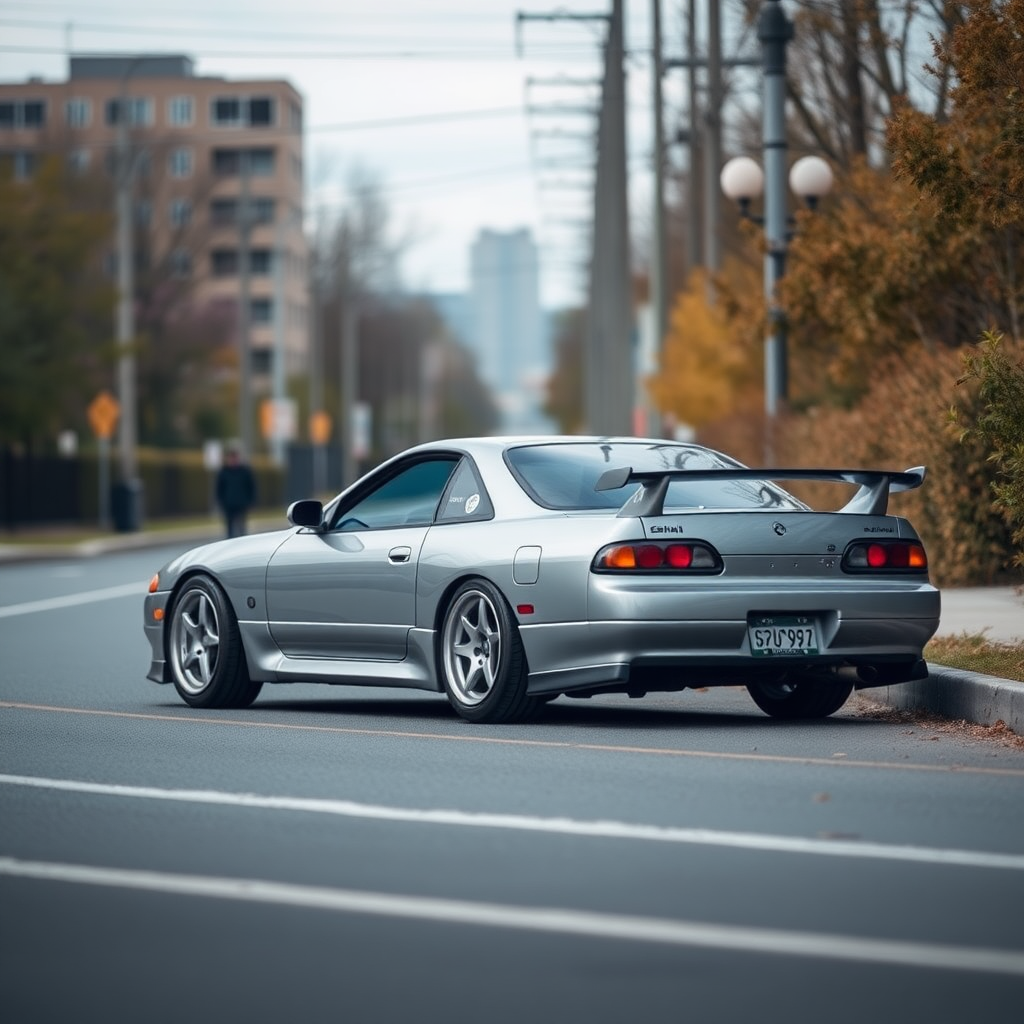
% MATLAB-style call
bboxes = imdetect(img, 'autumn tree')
[648,266,760,428]
[889,0,1024,337]
[0,156,113,446]
[778,0,1024,580]
[543,308,585,433]
[128,136,243,447]
[311,167,497,461]
[760,0,1022,406]
[770,1,964,165]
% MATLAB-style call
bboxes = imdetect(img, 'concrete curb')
[872,664,1024,734]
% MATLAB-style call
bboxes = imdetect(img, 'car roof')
[409,435,711,457]
[396,436,727,518]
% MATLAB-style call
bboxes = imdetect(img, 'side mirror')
[287,499,324,529]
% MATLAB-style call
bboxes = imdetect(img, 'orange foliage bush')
[700,342,1020,587]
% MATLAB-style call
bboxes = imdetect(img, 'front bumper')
[144,591,171,683]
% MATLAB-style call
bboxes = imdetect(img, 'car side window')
[438,458,493,522]
[331,457,459,531]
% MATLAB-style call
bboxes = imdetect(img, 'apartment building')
[0,54,308,399]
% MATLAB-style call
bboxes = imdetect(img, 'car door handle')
[388,546,412,564]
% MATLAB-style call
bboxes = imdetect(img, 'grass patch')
[926,633,1024,682]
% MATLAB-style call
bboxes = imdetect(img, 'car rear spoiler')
[594,466,927,518]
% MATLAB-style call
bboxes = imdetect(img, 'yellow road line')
[3,700,1022,777]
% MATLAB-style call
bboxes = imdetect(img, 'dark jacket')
[216,463,256,512]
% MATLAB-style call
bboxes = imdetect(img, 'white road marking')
[2,773,1022,872]
[0,582,144,618]
[1,856,1022,976]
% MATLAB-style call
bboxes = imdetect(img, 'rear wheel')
[168,576,262,709]
[746,675,853,720]
[440,579,537,723]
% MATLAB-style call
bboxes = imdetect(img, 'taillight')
[842,540,928,572]
[593,541,722,574]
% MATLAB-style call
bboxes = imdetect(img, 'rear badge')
[772,522,787,536]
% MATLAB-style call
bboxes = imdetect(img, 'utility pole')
[271,217,287,465]
[238,152,254,458]
[648,0,669,438]
[340,258,359,484]
[585,0,632,436]
[685,0,702,271]
[114,71,142,530]
[703,0,723,276]
[309,275,327,495]
[651,0,668,360]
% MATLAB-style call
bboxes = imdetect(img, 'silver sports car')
[144,436,940,723]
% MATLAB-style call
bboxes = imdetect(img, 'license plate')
[748,615,819,657]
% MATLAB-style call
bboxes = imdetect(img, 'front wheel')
[167,576,262,709]
[746,675,853,720]
[440,579,537,723]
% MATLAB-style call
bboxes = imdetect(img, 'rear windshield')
[505,442,803,512]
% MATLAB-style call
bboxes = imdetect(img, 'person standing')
[216,445,257,538]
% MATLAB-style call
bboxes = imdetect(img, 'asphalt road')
[2,545,1023,1023]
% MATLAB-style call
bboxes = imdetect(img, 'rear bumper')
[522,581,940,695]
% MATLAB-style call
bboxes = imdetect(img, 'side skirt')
[237,622,442,691]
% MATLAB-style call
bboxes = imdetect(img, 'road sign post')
[97,438,110,528]
[310,410,332,497]
[88,391,120,530]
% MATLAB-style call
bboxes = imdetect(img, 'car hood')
[158,527,295,585]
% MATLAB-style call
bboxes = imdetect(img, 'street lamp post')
[759,0,792,420]
[720,153,834,415]
[718,1,834,459]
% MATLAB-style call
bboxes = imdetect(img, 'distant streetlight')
[721,151,833,430]
[788,155,834,211]
[720,154,834,212]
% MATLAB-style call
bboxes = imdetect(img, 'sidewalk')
[2,521,1021,733]
[0,516,284,565]
[879,586,1024,734]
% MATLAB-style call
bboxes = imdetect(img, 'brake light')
[593,541,722,573]
[843,540,928,572]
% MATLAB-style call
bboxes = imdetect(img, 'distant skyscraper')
[469,228,551,432]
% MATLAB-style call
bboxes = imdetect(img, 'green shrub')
[77,447,286,523]
[952,331,1024,570]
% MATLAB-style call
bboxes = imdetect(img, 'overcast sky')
[0,1,761,309]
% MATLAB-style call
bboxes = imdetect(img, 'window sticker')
[465,493,480,514]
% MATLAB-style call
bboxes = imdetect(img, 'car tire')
[440,578,537,723]
[168,576,262,709]
[746,675,853,720]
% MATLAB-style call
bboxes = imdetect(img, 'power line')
[0,41,598,62]
[310,107,524,134]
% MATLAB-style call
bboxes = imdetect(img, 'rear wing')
[594,466,927,518]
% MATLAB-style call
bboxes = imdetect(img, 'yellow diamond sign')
[310,410,332,445]
[87,390,120,440]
